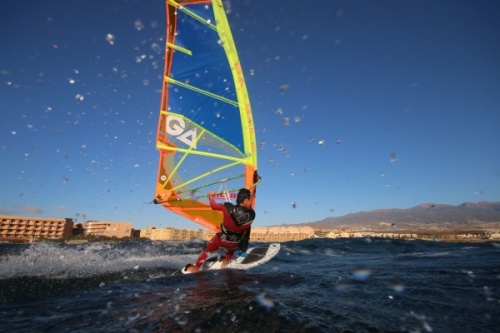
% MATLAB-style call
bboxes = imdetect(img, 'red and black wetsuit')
[193,196,255,268]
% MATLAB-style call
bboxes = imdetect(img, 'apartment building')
[82,221,132,238]
[142,227,203,241]
[251,226,315,242]
[0,215,74,241]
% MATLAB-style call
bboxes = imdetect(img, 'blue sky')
[1,0,499,230]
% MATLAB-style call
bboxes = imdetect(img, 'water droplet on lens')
[353,268,372,281]
[105,33,115,45]
[134,20,144,31]
[255,292,274,309]
[391,283,405,294]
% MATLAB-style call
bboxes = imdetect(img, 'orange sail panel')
[153,0,258,231]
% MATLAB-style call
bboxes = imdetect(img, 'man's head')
[236,188,252,206]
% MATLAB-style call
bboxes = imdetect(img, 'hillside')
[300,201,500,231]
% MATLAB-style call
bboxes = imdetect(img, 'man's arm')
[207,191,224,211]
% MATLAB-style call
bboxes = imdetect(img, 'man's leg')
[192,235,222,269]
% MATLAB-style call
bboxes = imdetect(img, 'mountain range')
[299,201,500,231]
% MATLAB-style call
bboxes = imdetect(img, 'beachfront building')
[140,227,156,239]
[251,226,315,242]
[202,229,216,241]
[490,231,500,239]
[0,215,74,242]
[325,230,418,239]
[82,221,132,238]
[145,227,202,241]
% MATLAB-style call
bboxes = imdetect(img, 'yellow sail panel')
[153,0,258,231]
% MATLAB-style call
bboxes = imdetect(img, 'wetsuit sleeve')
[238,227,251,252]
[208,195,225,211]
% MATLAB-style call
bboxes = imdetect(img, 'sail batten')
[165,76,239,106]
[166,42,192,55]
[153,0,258,231]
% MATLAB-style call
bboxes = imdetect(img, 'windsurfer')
[184,188,255,273]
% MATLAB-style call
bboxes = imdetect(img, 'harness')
[219,203,255,243]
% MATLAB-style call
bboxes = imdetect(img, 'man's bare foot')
[220,259,229,268]
[187,266,198,273]
[183,263,198,273]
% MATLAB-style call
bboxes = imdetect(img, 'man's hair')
[236,188,251,205]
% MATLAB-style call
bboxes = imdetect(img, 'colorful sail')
[153,0,259,231]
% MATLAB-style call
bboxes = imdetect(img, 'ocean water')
[0,238,498,333]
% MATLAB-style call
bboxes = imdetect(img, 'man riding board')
[183,188,255,273]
